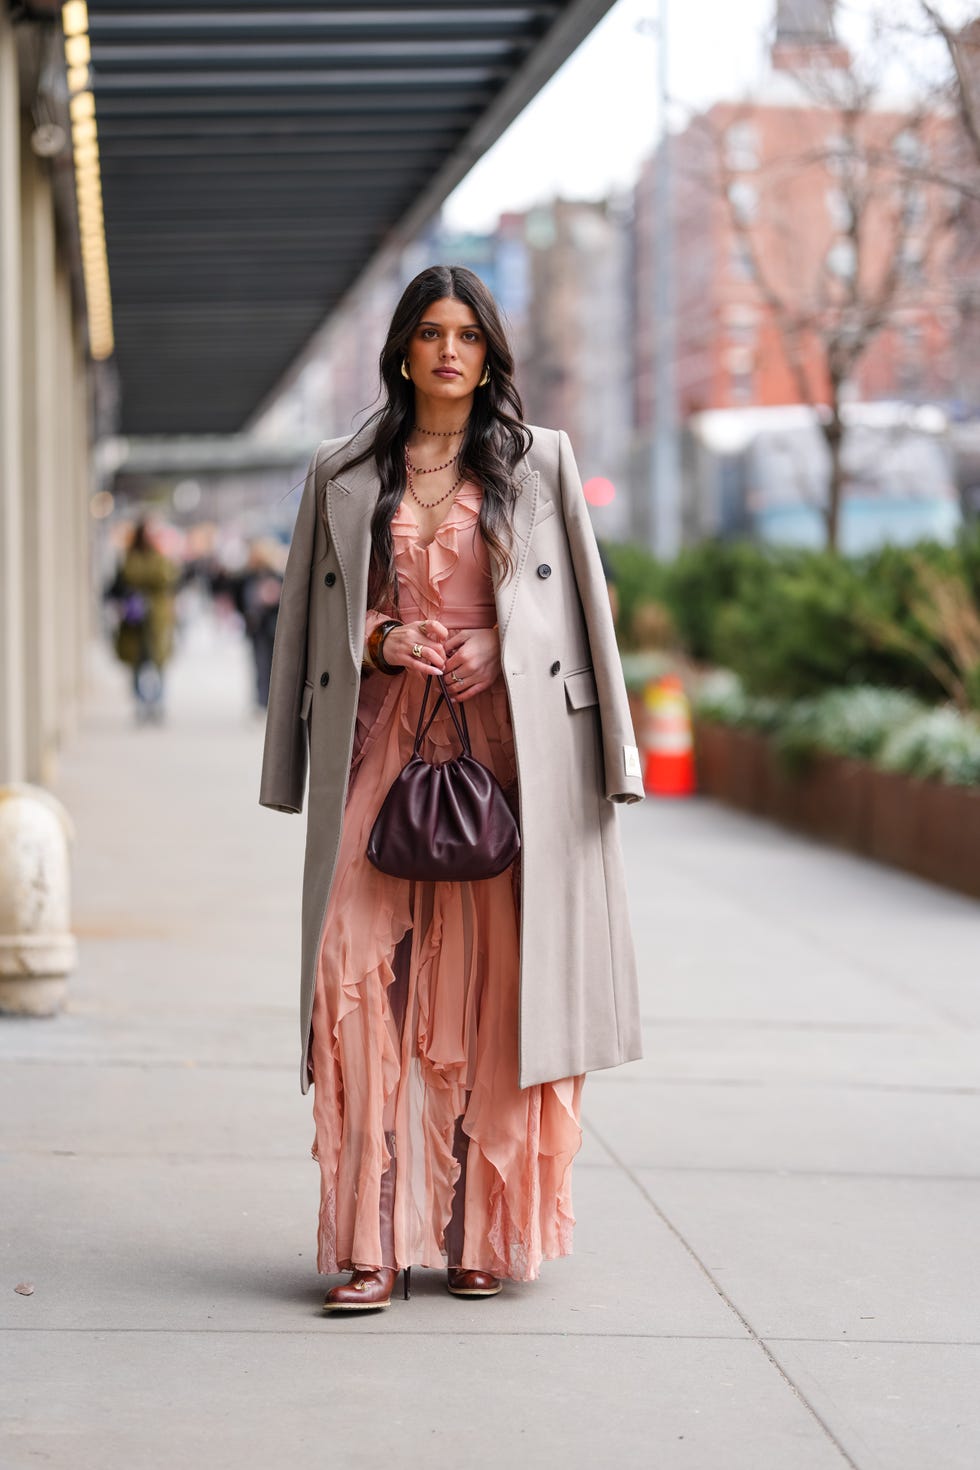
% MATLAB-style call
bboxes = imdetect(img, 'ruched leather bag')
[366,674,521,882]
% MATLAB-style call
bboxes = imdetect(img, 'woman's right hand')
[378,618,448,678]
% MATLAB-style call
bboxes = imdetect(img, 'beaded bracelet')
[367,619,403,676]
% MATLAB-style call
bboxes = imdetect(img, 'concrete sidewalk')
[3,622,979,1470]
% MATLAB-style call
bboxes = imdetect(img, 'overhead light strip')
[62,1,114,361]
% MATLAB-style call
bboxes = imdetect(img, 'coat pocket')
[564,667,598,711]
[300,680,314,721]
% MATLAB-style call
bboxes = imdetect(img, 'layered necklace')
[405,421,469,509]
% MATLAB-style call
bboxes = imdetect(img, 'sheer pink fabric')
[309,482,583,1280]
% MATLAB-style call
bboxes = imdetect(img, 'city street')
[3,622,979,1470]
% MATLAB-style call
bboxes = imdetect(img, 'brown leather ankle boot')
[324,1140,412,1313]
[323,1267,403,1312]
[447,1268,502,1297]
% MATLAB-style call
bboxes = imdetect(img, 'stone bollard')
[0,784,78,1016]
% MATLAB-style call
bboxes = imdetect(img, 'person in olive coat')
[111,519,179,722]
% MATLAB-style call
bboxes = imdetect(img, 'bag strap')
[413,675,471,757]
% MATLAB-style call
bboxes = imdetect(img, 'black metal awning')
[83,1,615,434]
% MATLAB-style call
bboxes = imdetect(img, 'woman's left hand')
[443,627,501,702]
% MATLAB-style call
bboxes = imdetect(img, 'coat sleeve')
[557,429,645,805]
[258,446,320,814]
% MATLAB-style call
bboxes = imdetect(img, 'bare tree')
[688,34,959,548]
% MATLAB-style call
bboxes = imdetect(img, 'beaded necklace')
[412,421,469,438]
[406,450,459,475]
[405,451,464,509]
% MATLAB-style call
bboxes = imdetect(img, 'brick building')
[634,0,961,431]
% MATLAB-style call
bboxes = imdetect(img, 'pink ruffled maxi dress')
[309,481,584,1280]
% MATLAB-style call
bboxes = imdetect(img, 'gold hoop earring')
[401,358,411,381]
[478,365,490,388]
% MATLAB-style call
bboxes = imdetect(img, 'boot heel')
[403,1266,412,1301]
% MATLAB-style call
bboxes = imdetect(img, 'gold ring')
[452,672,462,684]
[412,643,423,659]
[420,621,428,633]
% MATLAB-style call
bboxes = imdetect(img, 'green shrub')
[692,668,745,722]
[605,533,980,706]
[957,523,980,604]
[694,671,980,786]
[662,541,769,661]
[710,550,875,698]
[879,707,980,785]
[692,669,786,734]
[853,541,980,707]
[602,542,666,650]
[774,686,923,773]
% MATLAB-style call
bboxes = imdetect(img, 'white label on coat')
[624,745,642,778]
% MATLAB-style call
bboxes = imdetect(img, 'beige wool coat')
[259,424,644,1093]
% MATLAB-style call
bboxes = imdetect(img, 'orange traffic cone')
[642,675,696,796]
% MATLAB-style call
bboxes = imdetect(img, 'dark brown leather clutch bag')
[366,675,521,882]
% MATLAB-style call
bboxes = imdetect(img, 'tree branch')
[921,2,980,167]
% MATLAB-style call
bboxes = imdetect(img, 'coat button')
[537,563,552,579]
[320,672,330,687]
[550,660,561,676]
[324,571,336,587]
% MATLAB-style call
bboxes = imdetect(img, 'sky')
[442,0,971,232]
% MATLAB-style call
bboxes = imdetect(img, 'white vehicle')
[684,402,961,553]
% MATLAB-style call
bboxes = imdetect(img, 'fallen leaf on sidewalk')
[14,1282,34,1296]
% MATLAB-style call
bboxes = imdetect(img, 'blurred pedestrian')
[225,540,284,711]
[260,265,643,1313]
[109,519,178,723]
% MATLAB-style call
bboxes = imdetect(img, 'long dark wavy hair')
[332,265,532,610]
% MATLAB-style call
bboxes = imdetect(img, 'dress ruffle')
[309,481,583,1280]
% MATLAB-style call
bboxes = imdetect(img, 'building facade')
[634,4,962,435]
[1,3,97,787]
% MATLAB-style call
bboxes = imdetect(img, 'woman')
[260,266,643,1312]
[110,519,178,723]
